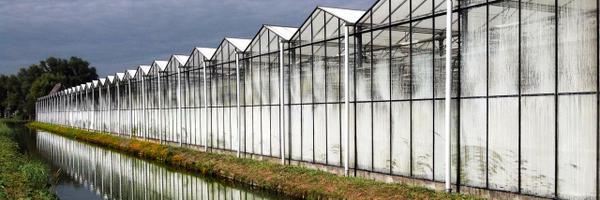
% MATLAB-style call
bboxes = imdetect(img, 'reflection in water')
[36,131,275,200]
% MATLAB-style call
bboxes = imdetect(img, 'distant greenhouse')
[36,0,599,199]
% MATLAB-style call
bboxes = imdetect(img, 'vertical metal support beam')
[343,25,350,176]
[99,84,102,131]
[177,64,183,146]
[444,0,453,193]
[128,79,133,138]
[142,75,147,139]
[279,41,285,164]
[203,61,209,151]
[117,82,121,135]
[108,84,111,133]
[158,70,162,144]
[235,52,241,157]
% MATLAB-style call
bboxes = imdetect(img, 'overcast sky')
[0,0,373,76]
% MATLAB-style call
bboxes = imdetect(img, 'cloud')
[0,0,374,76]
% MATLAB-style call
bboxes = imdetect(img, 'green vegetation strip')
[28,122,481,200]
[0,121,56,199]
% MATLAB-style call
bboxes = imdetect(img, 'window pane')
[521,1,555,94]
[489,2,519,96]
[460,6,487,97]
[558,0,597,93]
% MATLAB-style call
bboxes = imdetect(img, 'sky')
[0,0,374,77]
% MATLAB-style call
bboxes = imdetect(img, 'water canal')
[15,124,281,200]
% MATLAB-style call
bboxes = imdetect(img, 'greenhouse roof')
[107,75,115,83]
[152,60,168,71]
[225,38,251,51]
[319,6,366,23]
[116,73,126,81]
[139,65,151,75]
[127,69,137,78]
[173,55,189,65]
[196,47,216,59]
[264,25,298,40]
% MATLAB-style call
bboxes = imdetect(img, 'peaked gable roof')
[127,69,137,78]
[225,37,251,51]
[196,47,217,59]
[139,65,151,75]
[264,25,298,41]
[173,55,189,65]
[107,75,115,83]
[319,6,366,24]
[152,60,168,71]
[116,73,126,81]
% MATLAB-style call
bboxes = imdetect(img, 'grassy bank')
[0,121,56,199]
[28,121,481,200]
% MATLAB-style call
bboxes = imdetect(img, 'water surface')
[17,125,280,200]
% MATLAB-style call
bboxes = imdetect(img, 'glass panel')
[521,1,555,94]
[371,0,390,27]
[312,10,325,42]
[314,104,327,164]
[325,13,340,40]
[391,27,411,100]
[459,98,486,187]
[412,0,432,18]
[302,105,314,162]
[314,43,326,103]
[262,106,270,155]
[557,94,596,199]
[326,104,341,165]
[261,55,270,106]
[301,45,313,103]
[391,101,411,175]
[290,105,302,160]
[270,53,279,104]
[253,107,261,153]
[460,6,487,97]
[245,107,253,153]
[412,100,433,179]
[326,39,341,103]
[290,48,301,104]
[372,29,391,101]
[357,32,373,101]
[488,97,518,192]
[521,96,555,197]
[270,106,280,157]
[488,2,519,96]
[260,30,269,55]
[373,102,390,173]
[412,18,434,99]
[390,0,410,24]
[356,103,372,170]
[558,0,597,93]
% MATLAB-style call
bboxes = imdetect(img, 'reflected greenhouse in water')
[36,131,277,200]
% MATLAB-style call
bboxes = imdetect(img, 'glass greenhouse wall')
[36,0,599,198]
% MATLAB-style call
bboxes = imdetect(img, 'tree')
[0,57,98,119]
[25,73,65,118]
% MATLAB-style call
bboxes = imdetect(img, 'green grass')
[28,121,484,200]
[0,122,56,200]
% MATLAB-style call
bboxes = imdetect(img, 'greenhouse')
[36,0,599,199]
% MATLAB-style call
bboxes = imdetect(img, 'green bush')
[0,121,56,199]
[20,161,50,189]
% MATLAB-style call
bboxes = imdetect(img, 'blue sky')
[0,0,373,76]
